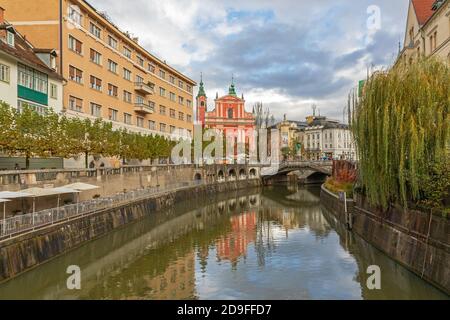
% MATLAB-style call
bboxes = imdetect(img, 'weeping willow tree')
[351,58,450,209]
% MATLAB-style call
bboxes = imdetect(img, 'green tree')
[10,105,46,169]
[0,101,15,154]
[351,58,450,209]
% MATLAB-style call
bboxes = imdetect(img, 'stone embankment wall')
[0,179,261,282]
[0,164,260,214]
[320,185,449,294]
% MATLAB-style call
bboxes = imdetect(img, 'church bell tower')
[196,73,207,126]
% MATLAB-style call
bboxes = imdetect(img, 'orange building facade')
[196,79,256,160]
[1,0,196,140]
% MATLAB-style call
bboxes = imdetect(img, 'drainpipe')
[59,0,63,77]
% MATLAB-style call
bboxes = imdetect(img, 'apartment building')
[1,0,196,140]
[398,0,450,65]
[0,7,64,114]
[303,116,356,161]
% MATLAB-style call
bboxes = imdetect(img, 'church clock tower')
[196,74,207,126]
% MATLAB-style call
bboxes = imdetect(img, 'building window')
[6,31,14,46]
[159,70,165,79]
[89,22,101,39]
[159,87,166,97]
[187,115,192,123]
[68,5,82,25]
[123,90,132,103]
[160,123,166,132]
[108,59,118,74]
[135,95,144,104]
[433,31,437,51]
[170,108,176,118]
[108,108,118,121]
[123,68,131,81]
[108,83,118,97]
[169,75,175,84]
[108,35,118,49]
[148,120,156,130]
[148,101,155,112]
[186,100,192,108]
[124,113,132,125]
[137,116,144,127]
[17,100,48,114]
[186,85,192,93]
[50,84,57,99]
[178,80,184,89]
[90,49,102,65]
[122,47,131,59]
[159,105,166,115]
[178,112,184,121]
[170,125,176,134]
[18,63,48,94]
[68,35,82,54]
[228,108,233,119]
[90,102,102,117]
[169,92,176,101]
[137,56,144,67]
[179,96,184,105]
[69,65,83,83]
[69,96,83,112]
[148,64,155,73]
[90,75,102,91]
[136,75,144,84]
[0,64,10,83]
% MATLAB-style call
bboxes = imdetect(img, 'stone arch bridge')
[261,161,333,184]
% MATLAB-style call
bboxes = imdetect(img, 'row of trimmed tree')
[0,102,176,168]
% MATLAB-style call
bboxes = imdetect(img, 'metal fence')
[0,180,205,240]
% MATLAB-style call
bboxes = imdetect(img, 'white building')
[303,117,356,161]
[0,13,64,114]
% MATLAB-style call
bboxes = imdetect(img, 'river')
[0,184,447,300]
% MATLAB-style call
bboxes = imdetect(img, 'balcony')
[134,82,154,95]
[134,102,154,114]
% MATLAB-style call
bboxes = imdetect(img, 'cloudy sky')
[89,0,409,122]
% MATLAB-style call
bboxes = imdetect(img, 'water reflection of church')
[216,212,257,264]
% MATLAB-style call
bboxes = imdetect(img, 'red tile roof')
[0,23,63,80]
[412,0,436,25]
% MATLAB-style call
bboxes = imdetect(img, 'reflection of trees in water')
[81,191,263,299]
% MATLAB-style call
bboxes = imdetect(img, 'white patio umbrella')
[21,188,62,213]
[0,191,33,217]
[52,187,80,217]
[0,198,11,236]
[62,183,100,214]
[0,191,33,199]
[62,183,100,191]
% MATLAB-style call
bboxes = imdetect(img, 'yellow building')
[1,0,196,140]
[398,0,450,65]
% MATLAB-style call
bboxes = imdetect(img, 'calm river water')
[0,184,447,300]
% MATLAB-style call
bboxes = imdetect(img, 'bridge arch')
[239,168,246,179]
[194,173,202,181]
[217,170,224,181]
[228,168,236,180]
[249,168,257,177]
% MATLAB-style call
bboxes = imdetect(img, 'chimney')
[0,7,5,24]
[0,7,6,41]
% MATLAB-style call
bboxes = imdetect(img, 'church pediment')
[217,95,243,102]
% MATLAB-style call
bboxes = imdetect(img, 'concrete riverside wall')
[0,179,261,282]
[320,185,450,294]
